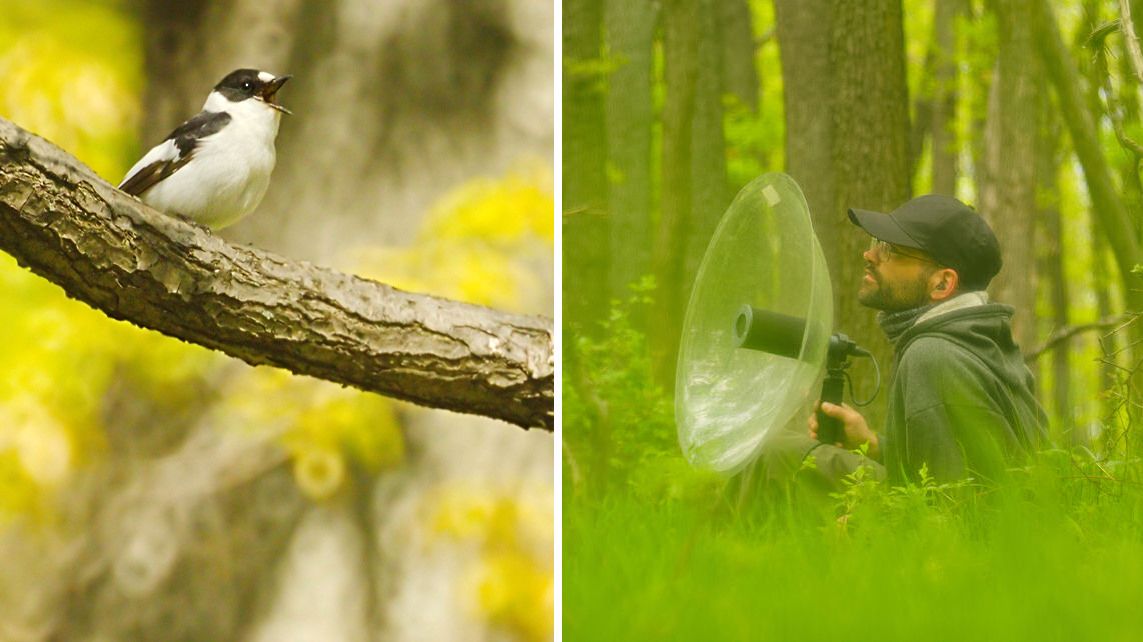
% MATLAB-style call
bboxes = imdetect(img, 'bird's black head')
[214,69,292,113]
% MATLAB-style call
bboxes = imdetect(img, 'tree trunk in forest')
[773,0,836,265]
[1079,0,1123,433]
[965,2,993,212]
[1043,185,1073,435]
[908,0,961,193]
[981,0,1039,354]
[718,0,760,112]
[565,0,610,336]
[1035,0,1143,315]
[1035,107,1074,437]
[1091,217,1121,431]
[1110,13,1142,425]
[1041,0,1143,445]
[684,0,729,292]
[653,0,700,377]
[931,0,962,195]
[775,0,911,426]
[605,0,657,301]
[828,0,913,412]
[1118,26,1143,206]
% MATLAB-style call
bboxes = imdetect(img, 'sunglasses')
[868,238,939,264]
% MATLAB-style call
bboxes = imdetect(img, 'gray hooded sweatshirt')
[879,292,1049,483]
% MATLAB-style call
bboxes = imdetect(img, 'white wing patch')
[119,139,184,190]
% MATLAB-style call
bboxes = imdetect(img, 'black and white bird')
[119,69,292,230]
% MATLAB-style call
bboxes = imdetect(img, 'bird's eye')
[242,81,253,91]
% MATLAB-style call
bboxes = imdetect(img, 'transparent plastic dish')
[675,173,832,474]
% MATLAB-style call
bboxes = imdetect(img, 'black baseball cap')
[848,194,1002,290]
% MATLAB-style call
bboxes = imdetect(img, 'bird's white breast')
[140,95,282,229]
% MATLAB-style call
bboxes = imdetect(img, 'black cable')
[846,355,881,407]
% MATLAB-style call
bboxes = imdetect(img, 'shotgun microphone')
[732,306,805,359]
[733,305,870,444]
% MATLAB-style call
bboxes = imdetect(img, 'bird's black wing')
[119,111,232,196]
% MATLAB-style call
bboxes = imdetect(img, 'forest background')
[0,1,554,641]
[563,0,1143,639]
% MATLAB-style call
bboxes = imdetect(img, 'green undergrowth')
[564,450,1143,641]
[564,287,1143,641]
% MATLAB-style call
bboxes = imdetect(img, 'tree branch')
[1024,313,1136,363]
[0,117,553,431]
[1121,0,1143,84]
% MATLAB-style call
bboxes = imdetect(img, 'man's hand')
[808,401,881,460]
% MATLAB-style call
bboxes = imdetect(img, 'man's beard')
[858,266,933,312]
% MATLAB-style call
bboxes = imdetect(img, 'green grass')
[564,453,1143,641]
[564,290,1143,641]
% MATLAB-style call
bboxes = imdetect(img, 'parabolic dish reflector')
[675,173,832,474]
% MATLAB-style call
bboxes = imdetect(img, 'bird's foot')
[171,212,212,232]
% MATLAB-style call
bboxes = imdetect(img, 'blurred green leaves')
[0,0,143,179]
[564,278,722,502]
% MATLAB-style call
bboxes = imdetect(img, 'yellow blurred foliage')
[428,486,554,642]
[471,551,554,642]
[223,368,406,500]
[292,447,347,502]
[0,255,218,521]
[0,0,143,179]
[421,165,554,245]
[355,241,540,312]
[0,395,73,517]
[352,165,553,313]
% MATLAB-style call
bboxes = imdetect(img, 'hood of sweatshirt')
[891,300,1031,397]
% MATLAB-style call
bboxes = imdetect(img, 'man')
[807,194,1048,484]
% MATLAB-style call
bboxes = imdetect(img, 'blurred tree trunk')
[685,0,729,290]
[1087,7,1120,426]
[966,2,994,215]
[1044,0,1143,450]
[907,0,961,193]
[1091,217,1120,429]
[718,0,759,112]
[1109,3,1143,421]
[981,0,1039,352]
[827,0,912,218]
[1080,0,1121,434]
[1035,0,1143,316]
[1035,103,1074,437]
[828,0,912,397]
[565,0,610,337]
[604,0,657,300]
[1119,8,1143,207]
[773,0,836,267]
[930,0,962,195]
[652,0,694,377]
[1041,0,1143,446]
[653,0,727,380]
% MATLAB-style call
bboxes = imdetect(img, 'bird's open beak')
[260,75,292,114]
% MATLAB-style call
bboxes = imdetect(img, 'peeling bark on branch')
[0,117,553,431]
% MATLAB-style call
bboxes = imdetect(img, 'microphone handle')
[817,373,845,445]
